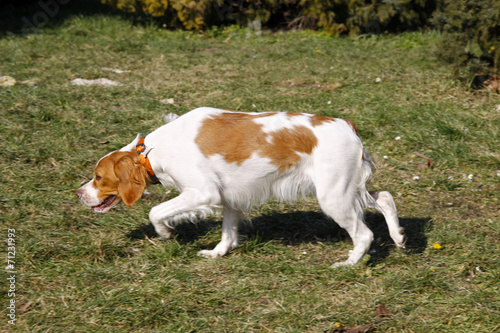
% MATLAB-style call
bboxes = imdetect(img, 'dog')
[76,107,406,267]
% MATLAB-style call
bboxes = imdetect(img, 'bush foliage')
[432,0,499,86]
[101,0,436,35]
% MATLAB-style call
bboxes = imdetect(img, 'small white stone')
[160,98,175,105]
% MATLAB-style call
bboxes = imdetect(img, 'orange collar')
[136,137,160,184]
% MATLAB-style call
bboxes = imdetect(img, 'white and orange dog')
[77,107,405,267]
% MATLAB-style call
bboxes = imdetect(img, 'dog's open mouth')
[92,195,119,213]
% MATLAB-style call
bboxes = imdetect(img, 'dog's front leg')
[198,206,241,258]
[149,189,219,239]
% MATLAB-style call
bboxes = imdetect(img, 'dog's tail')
[355,148,376,214]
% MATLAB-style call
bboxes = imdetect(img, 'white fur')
[77,180,101,207]
[83,107,406,267]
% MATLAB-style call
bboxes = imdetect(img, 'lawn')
[1,1,499,332]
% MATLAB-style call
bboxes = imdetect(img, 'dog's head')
[76,149,147,213]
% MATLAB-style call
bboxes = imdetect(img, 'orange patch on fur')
[261,126,318,172]
[310,114,336,127]
[195,112,318,172]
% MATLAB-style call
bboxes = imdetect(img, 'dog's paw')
[197,249,222,259]
[154,224,174,240]
[393,228,407,249]
[330,260,355,269]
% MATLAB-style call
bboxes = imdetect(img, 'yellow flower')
[316,50,321,54]
[334,322,341,328]
[433,243,442,250]
[490,46,495,51]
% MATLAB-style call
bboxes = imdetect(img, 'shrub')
[101,0,219,30]
[300,0,436,36]
[101,0,436,35]
[432,0,499,89]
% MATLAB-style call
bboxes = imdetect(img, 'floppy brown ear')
[114,154,147,207]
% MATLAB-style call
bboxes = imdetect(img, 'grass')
[1,2,499,332]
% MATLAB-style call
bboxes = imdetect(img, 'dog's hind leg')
[368,191,406,248]
[198,206,241,258]
[327,206,374,268]
[316,182,374,267]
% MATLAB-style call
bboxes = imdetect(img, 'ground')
[0,3,499,332]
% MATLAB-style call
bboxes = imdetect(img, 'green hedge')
[101,0,436,35]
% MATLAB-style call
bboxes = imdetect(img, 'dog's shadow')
[127,210,431,264]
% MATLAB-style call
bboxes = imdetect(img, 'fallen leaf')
[484,75,499,93]
[375,303,391,318]
[413,151,434,170]
[19,301,33,313]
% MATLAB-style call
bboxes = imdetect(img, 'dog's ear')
[114,154,146,206]
[120,134,142,152]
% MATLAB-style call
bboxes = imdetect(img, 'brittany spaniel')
[76,107,406,267]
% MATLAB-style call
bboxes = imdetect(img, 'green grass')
[1,3,499,332]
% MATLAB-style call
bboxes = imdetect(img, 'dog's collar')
[136,137,160,184]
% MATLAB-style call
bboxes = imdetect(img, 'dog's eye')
[95,175,102,181]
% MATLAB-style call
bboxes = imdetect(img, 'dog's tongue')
[92,195,117,213]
